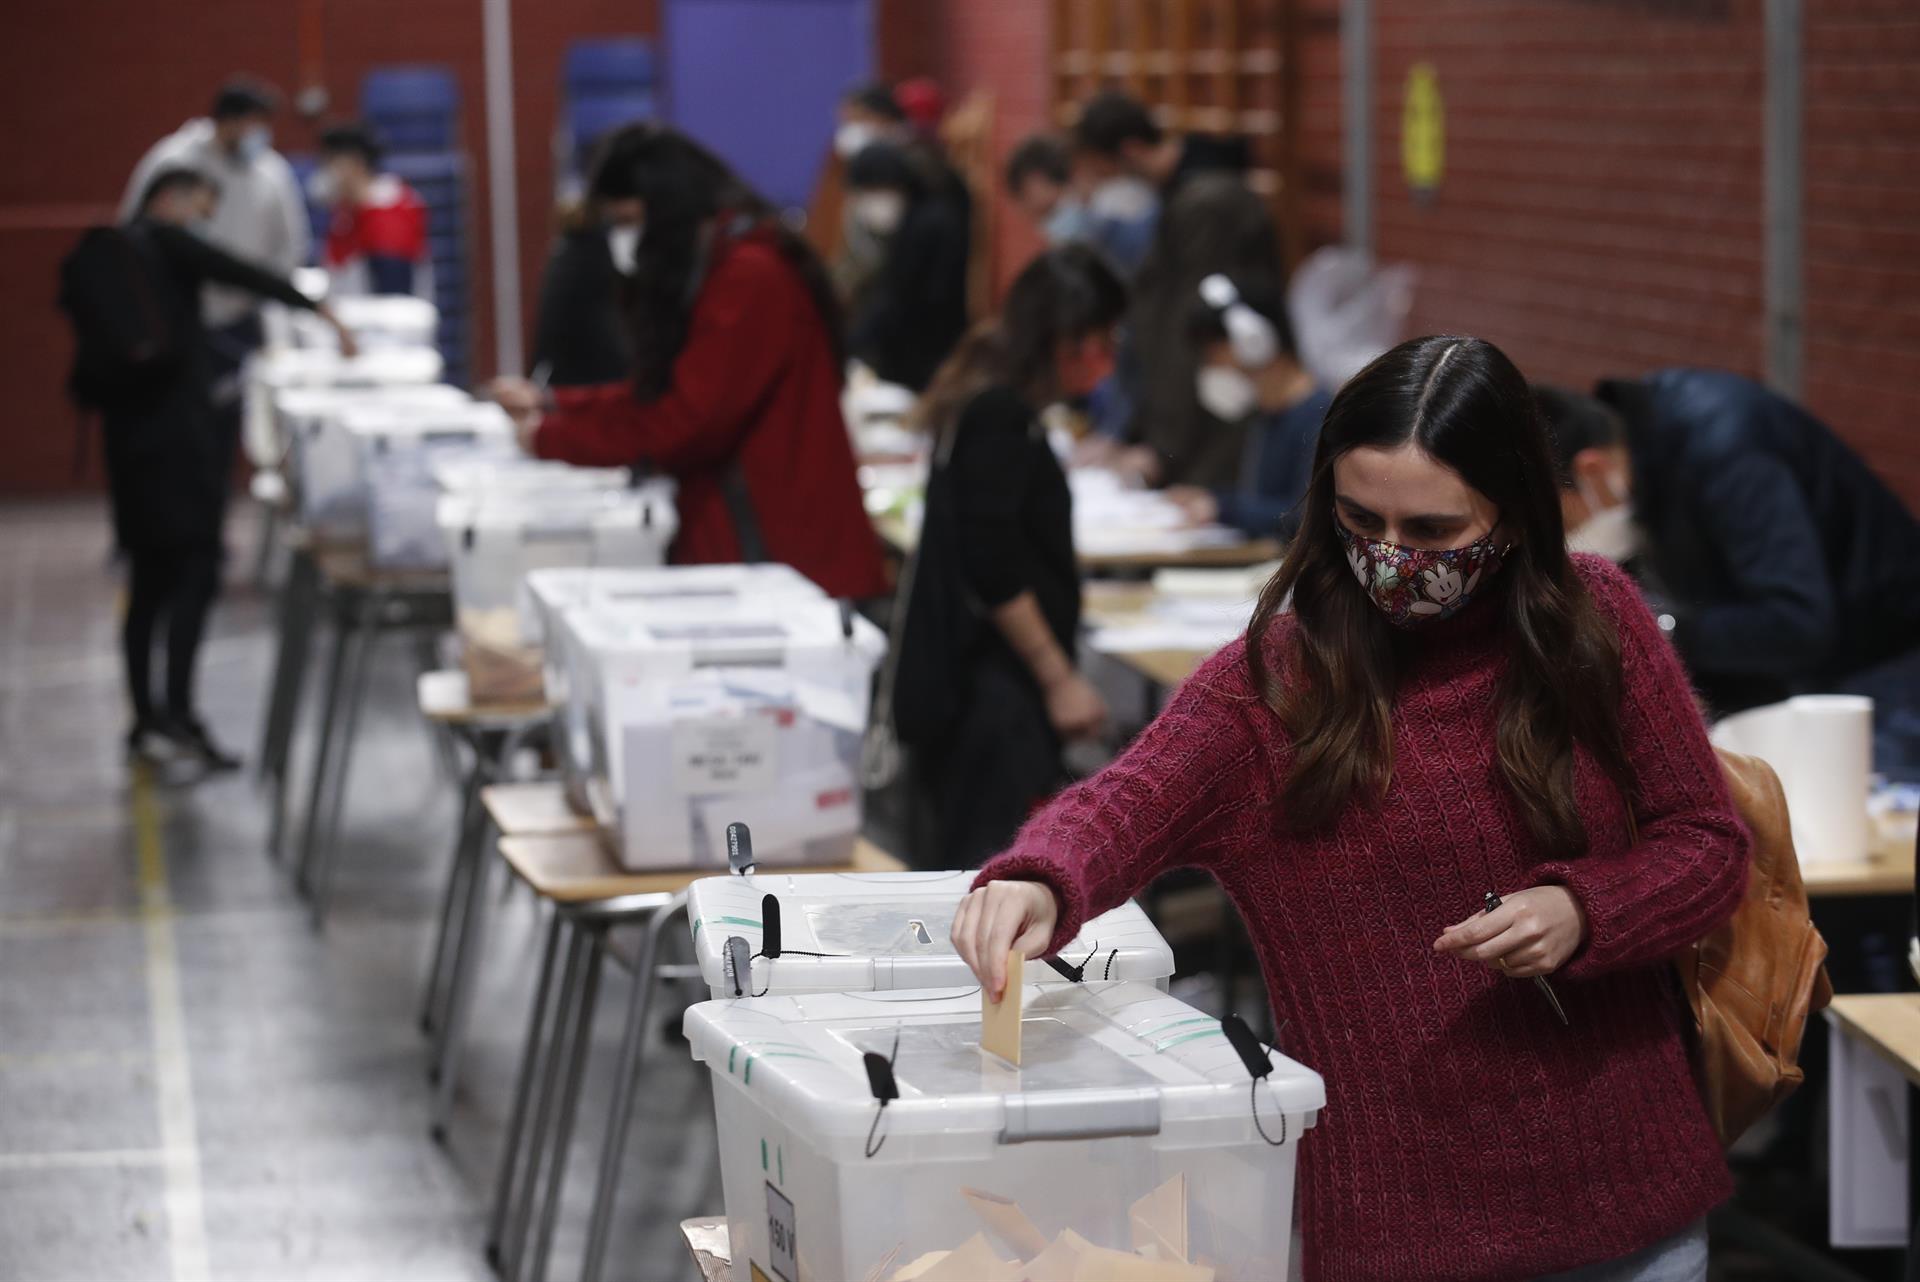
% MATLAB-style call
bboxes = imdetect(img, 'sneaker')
[126,720,181,766]
[166,717,243,773]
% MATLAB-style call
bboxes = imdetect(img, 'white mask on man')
[606,222,643,276]
[234,125,271,164]
[1566,475,1643,563]
[851,191,906,236]
[834,121,880,160]
[1196,365,1260,423]
[1088,176,1157,222]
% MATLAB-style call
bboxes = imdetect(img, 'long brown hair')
[911,243,1127,442]
[1246,336,1633,856]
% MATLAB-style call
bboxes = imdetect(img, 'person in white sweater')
[120,78,312,491]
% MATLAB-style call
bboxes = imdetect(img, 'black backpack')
[57,225,181,409]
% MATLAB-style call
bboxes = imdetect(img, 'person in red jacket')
[490,125,885,600]
[315,122,431,298]
[954,336,1751,1281]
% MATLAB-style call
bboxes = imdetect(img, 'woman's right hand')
[952,879,1061,1001]
[1044,671,1108,741]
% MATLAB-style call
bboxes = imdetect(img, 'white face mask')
[606,223,643,276]
[1196,365,1260,423]
[834,121,880,160]
[1567,474,1642,562]
[852,191,906,236]
[1088,176,1157,222]
[235,125,271,163]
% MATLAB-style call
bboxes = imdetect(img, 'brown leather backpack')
[1672,748,1835,1146]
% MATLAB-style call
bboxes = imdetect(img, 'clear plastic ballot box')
[245,346,445,480]
[684,982,1323,1282]
[335,401,517,570]
[265,294,439,353]
[686,870,1176,1000]
[277,383,472,533]
[556,594,885,871]
[437,483,679,704]
[528,564,828,802]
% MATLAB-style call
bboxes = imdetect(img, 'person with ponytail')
[892,244,1127,868]
[490,124,885,600]
[952,336,1751,1280]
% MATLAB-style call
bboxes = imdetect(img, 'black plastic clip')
[761,894,783,960]
[1223,1013,1290,1147]
[862,1028,902,1158]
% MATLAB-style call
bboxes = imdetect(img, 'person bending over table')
[490,124,885,601]
[955,336,1749,1282]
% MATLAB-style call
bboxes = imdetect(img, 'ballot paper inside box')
[534,565,830,812]
[685,870,1177,1000]
[683,982,1323,1282]
[563,600,885,870]
[439,485,678,704]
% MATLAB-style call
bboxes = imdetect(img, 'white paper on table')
[1089,625,1240,655]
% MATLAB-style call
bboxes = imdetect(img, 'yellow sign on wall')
[1402,62,1445,194]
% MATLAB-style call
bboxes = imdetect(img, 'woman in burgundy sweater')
[955,336,1750,1282]
[492,125,886,600]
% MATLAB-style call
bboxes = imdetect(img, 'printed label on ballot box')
[671,715,779,795]
[765,1181,797,1282]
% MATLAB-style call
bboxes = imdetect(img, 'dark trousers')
[918,658,1065,870]
[124,543,220,725]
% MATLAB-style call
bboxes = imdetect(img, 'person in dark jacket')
[529,199,632,387]
[895,245,1127,867]
[843,142,971,392]
[1072,88,1251,199]
[1538,371,1920,771]
[1163,272,1330,540]
[111,167,352,766]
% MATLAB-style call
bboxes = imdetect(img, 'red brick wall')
[1802,0,1920,502]
[0,0,657,494]
[878,0,1051,296]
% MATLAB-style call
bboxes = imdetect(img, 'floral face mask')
[1336,522,1509,627]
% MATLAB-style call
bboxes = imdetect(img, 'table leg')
[578,895,687,1282]
[422,741,486,1041]
[507,921,586,1280]
[430,807,498,1136]
[257,544,317,791]
[294,593,356,896]
[487,910,564,1261]
[529,926,606,1282]
[309,588,385,930]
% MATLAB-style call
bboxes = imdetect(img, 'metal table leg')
[486,910,564,1260]
[422,740,486,1041]
[528,926,607,1282]
[294,589,358,895]
[258,544,318,793]
[506,921,587,1280]
[578,894,687,1282]
[309,587,386,930]
[430,808,499,1136]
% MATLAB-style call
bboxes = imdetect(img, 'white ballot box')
[531,564,829,806]
[557,594,884,870]
[279,383,474,536]
[686,870,1176,1000]
[337,401,517,570]
[684,982,1323,1282]
[438,482,678,704]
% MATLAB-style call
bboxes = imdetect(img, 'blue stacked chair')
[558,39,658,191]
[358,67,469,385]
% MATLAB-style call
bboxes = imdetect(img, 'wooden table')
[1080,580,1230,692]
[874,511,1280,574]
[496,832,906,904]
[417,669,549,727]
[1802,811,1916,898]
[480,781,596,838]
[1827,994,1920,1270]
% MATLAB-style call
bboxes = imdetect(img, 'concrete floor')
[0,500,721,1282]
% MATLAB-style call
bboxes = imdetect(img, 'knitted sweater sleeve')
[1537,556,1752,979]
[972,641,1266,955]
